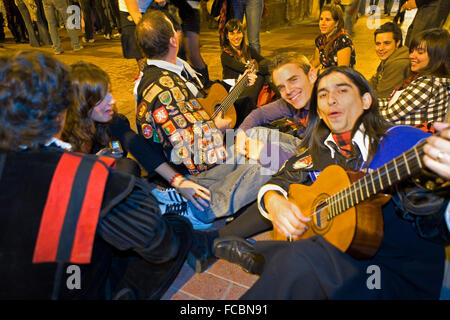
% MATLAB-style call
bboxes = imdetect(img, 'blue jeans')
[188,128,301,222]
[42,0,81,52]
[231,0,263,54]
[16,0,52,47]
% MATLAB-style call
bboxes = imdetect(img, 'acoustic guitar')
[273,137,432,259]
[198,61,256,129]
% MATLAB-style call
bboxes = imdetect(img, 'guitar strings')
[307,142,425,221]
[211,73,249,119]
[211,61,256,119]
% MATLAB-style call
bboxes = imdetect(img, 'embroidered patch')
[183,112,197,124]
[188,167,200,175]
[293,155,313,170]
[159,76,175,88]
[175,146,190,159]
[206,149,218,164]
[212,132,223,146]
[165,105,179,116]
[136,101,147,119]
[215,146,228,161]
[201,123,211,136]
[184,101,194,111]
[177,102,188,113]
[192,124,203,137]
[141,123,153,139]
[161,120,177,136]
[190,99,201,110]
[192,112,203,122]
[153,130,161,143]
[197,138,208,151]
[179,128,193,143]
[197,110,210,121]
[186,127,194,143]
[169,131,183,146]
[170,87,185,102]
[153,106,169,123]
[183,158,196,170]
[143,84,162,103]
[158,91,172,105]
[173,115,188,128]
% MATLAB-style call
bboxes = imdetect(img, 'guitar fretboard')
[211,68,252,119]
[324,140,426,220]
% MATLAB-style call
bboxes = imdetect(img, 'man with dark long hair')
[236,66,449,299]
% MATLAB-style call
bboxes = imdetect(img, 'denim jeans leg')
[245,127,300,175]
[16,0,40,47]
[245,0,263,54]
[34,0,52,45]
[231,0,246,21]
[53,0,81,50]
[35,15,52,45]
[42,0,62,52]
[188,146,272,222]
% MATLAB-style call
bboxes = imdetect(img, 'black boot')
[187,230,218,273]
[213,236,265,275]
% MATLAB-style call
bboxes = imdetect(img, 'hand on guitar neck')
[423,122,450,180]
[200,61,257,131]
[213,67,257,131]
[242,65,258,87]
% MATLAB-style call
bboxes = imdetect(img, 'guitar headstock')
[245,60,258,75]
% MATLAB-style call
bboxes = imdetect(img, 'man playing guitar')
[133,10,271,234]
[235,66,449,299]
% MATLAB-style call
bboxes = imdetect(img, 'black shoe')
[213,236,265,275]
[187,230,218,273]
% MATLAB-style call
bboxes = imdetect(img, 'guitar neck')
[326,140,426,219]
[211,72,250,119]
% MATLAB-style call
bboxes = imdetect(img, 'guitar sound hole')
[314,201,329,231]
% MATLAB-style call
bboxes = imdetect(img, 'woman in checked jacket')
[378,28,449,132]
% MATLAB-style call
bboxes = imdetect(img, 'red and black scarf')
[332,131,352,158]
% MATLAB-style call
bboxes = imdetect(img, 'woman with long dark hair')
[220,18,272,125]
[379,28,449,131]
[62,62,214,229]
[311,4,356,71]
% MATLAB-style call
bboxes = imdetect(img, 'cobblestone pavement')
[1,13,399,300]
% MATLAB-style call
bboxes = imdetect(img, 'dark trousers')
[78,0,111,39]
[405,0,449,46]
